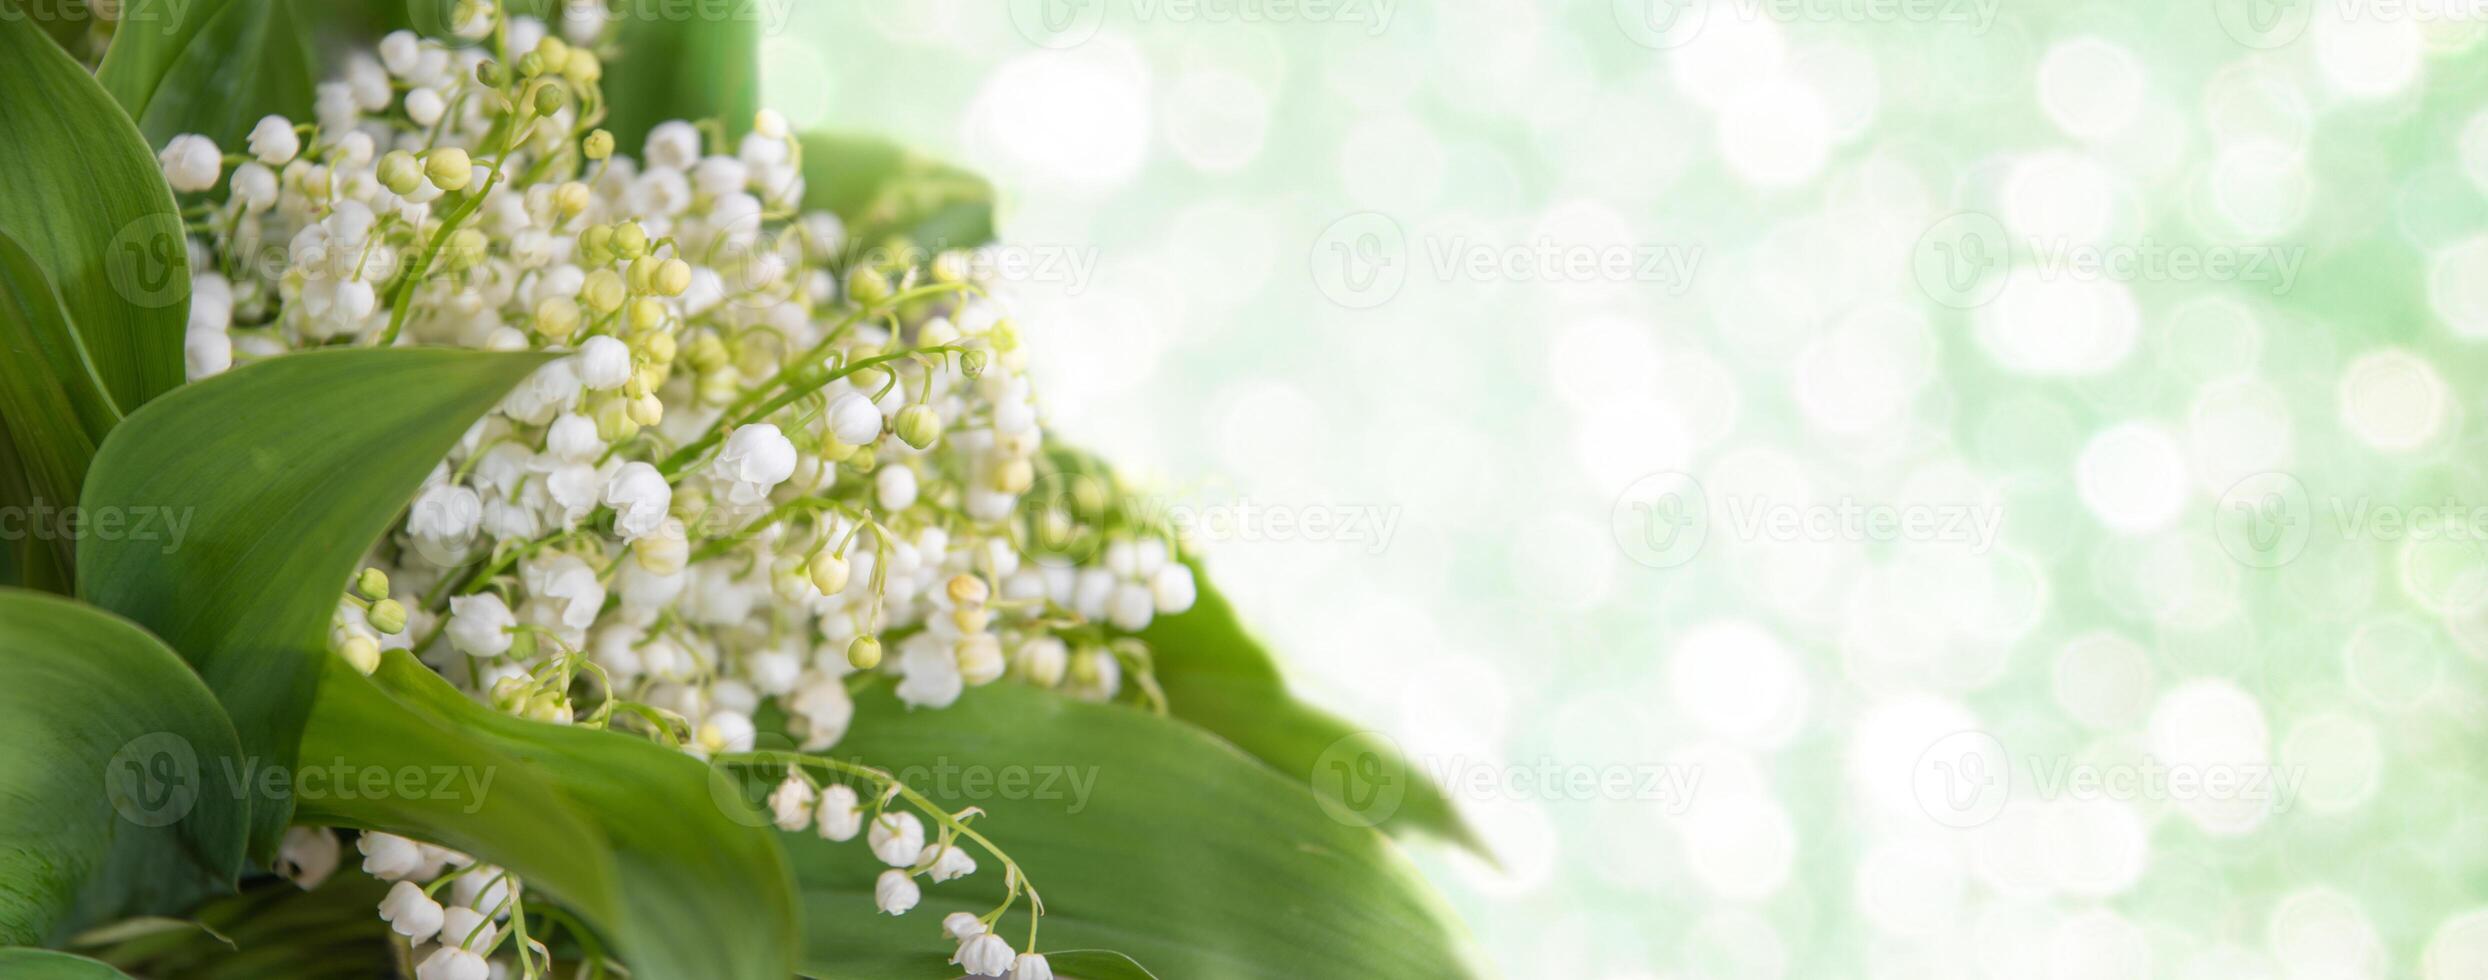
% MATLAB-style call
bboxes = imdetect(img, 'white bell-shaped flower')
[378,880,444,944]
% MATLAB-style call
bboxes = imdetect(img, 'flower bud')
[583,268,627,314]
[655,258,693,296]
[517,51,547,78]
[685,333,729,373]
[444,228,489,271]
[584,129,615,160]
[564,49,603,85]
[633,533,687,575]
[476,59,506,88]
[535,296,582,340]
[894,405,941,450]
[340,634,382,674]
[368,599,410,635]
[848,634,883,671]
[627,255,660,292]
[613,222,649,259]
[846,265,891,306]
[992,457,1035,495]
[959,349,988,379]
[378,151,424,195]
[532,82,568,116]
[593,396,640,442]
[425,148,473,191]
[354,567,392,602]
[808,551,850,595]
[627,393,664,427]
[640,330,678,364]
[533,36,571,74]
[946,574,989,607]
[553,181,591,217]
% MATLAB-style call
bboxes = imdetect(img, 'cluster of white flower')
[358,830,525,980]
[161,2,1192,974]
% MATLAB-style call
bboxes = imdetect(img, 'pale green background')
[769,2,2488,977]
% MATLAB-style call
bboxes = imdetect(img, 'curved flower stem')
[657,345,972,480]
[718,749,1044,947]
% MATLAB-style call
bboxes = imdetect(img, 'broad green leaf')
[0,230,120,574]
[0,423,71,592]
[1140,571,1487,854]
[300,652,800,980]
[0,589,248,947]
[2,0,103,58]
[78,347,552,852]
[1037,448,1483,851]
[798,132,999,256]
[600,5,763,156]
[0,949,141,979]
[135,0,315,151]
[87,873,391,980]
[93,0,237,121]
[778,686,1484,979]
[0,13,190,411]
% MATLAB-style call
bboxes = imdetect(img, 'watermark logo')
[1910,210,2307,309]
[1312,732,1409,828]
[1616,0,2000,48]
[2213,0,2314,47]
[1613,471,1710,568]
[0,500,193,554]
[1009,0,1398,47]
[1009,0,1109,47]
[1310,211,1407,309]
[1915,730,2309,829]
[107,214,190,310]
[107,731,201,828]
[2215,471,2313,567]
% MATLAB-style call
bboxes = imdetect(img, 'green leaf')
[0,589,248,947]
[134,0,315,152]
[0,230,119,574]
[600,4,763,153]
[0,949,141,979]
[94,0,237,121]
[1,0,104,59]
[798,132,999,255]
[1140,571,1488,854]
[299,652,800,980]
[0,12,191,412]
[779,686,1484,979]
[78,347,553,853]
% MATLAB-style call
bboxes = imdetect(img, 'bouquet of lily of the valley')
[0,2,1484,977]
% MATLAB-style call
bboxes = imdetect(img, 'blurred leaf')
[778,686,1484,979]
[1043,950,1162,979]
[799,132,998,255]
[599,2,762,153]
[0,231,118,574]
[0,949,140,979]
[0,13,190,412]
[94,0,236,121]
[78,348,552,853]
[1,0,102,58]
[92,872,393,980]
[66,916,234,952]
[135,0,315,151]
[300,652,800,980]
[0,589,248,947]
[1139,571,1488,855]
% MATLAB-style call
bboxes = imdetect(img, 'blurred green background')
[771,2,2488,976]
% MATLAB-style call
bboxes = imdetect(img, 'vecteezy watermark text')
[1913,211,2305,309]
[1913,730,2307,829]
[1310,732,1702,827]
[1009,0,1399,48]
[1613,0,2001,49]
[109,732,498,827]
[1,500,190,554]
[1612,472,2002,569]
[1312,211,1704,309]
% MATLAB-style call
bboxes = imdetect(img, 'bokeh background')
[767,2,2488,977]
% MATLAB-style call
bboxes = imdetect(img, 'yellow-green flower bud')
[993,456,1035,495]
[655,257,693,297]
[535,296,582,340]
[991,317,1020,352]
[584,129,615,161]
[613,222,649,260]
[627,255,660,291]
[629,297,667,332]
[946,573,990,607]
[894,404,941,450]
[353,567,391,602]
[593,395,640,442]
[686,333,729,373]
[426,148,473,191]
[564,49,603,86]
[378,151,423,195]
[368,599,409,635]
[445,228,490,271]
[533,82,569,117]
[848,634,883,671]
[640,329,678,364]
[553,181,591,217]
[846,265,891,306]
[579,223,614,264]
[583,268,627,314]
[340,634,382,675]
[517,51,547,79]
[628,393,664,427]
[807,551,850,595]
[533,36,571,74]
[476,59,506,88]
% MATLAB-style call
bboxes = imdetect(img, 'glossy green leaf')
[0,231,118,574]
[2,0,104,58]
[0,12,190,411]
[1036,448,1483,851]
[94,0,237,121]
[1140,571,1487,854]
[300,652,800,980]
[135,0,315,151]
[799,132,999,255]
[78,347,553,852]
[600,5,764,156]
[0,590,248,947]
[0,949,141,979]
[778,686,1484,979]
